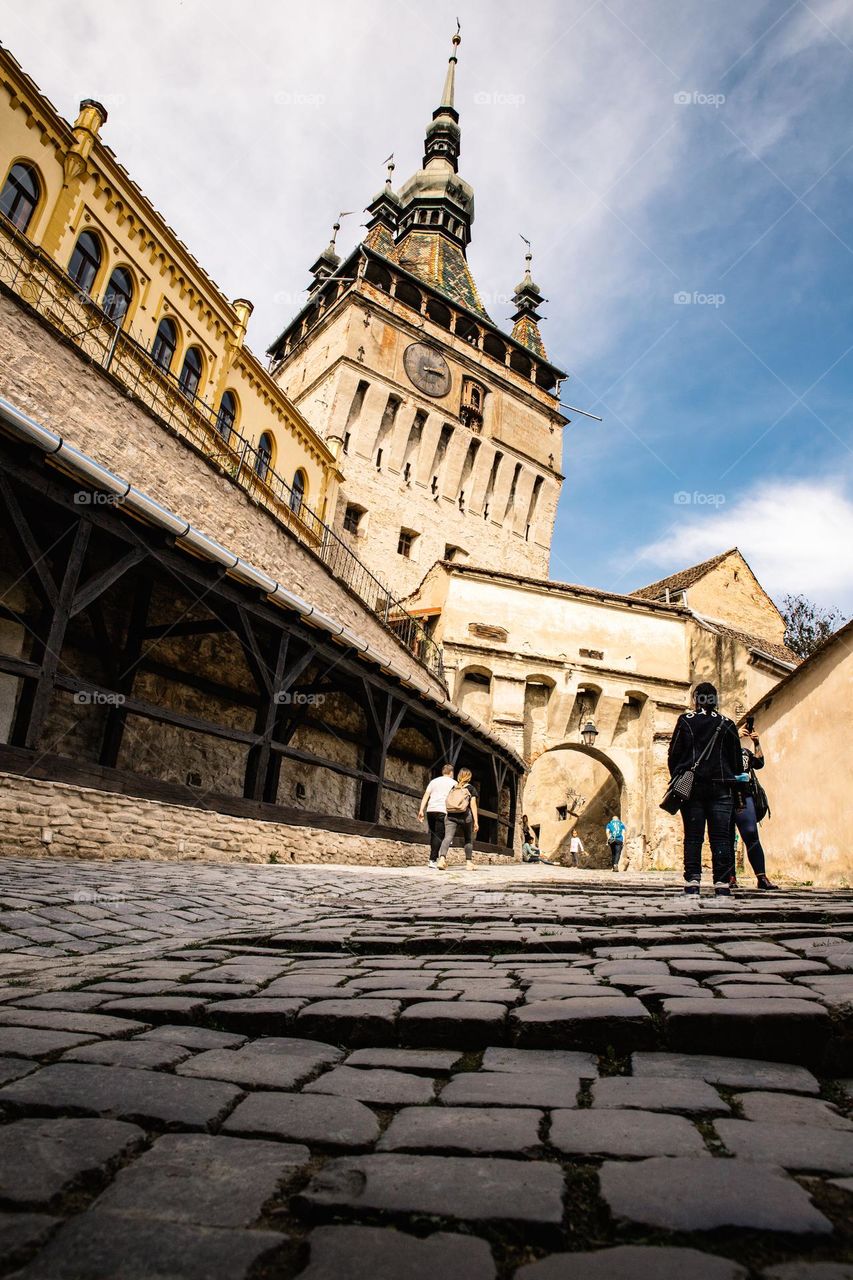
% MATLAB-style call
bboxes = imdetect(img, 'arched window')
[0,162,41,232]
[102,267,133,324]
[215,391,237,441]
[178,346,203,399]
[255,432,273,482]
[151,318,177,372]
[68,230,102,294]
[290,468,306,514]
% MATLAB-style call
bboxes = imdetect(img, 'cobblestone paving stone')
[0,858,852,1276]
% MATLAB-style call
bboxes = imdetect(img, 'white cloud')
[636,476,853,611]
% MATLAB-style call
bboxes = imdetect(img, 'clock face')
[403,343,452,398]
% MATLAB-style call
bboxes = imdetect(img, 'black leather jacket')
[668,709,742,785]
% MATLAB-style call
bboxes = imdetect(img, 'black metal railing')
[0,215,445,682]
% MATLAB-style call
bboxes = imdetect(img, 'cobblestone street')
[0,857,851,1278]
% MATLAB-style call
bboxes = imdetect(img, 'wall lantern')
[580,719,599,748]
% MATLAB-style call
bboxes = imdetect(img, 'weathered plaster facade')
[407,561,795,869]
[745,621,852,886]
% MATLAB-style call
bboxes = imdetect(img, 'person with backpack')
[728,721,778,891]
[418,764,456,869]
[666,681,745,897]
[605,815,626,871]
[435,767,479,869]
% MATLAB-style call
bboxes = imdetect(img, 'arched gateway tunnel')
[0,404,522,863]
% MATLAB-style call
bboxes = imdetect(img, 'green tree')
[780,593,845,659]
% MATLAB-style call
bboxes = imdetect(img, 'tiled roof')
[389,231,491,319]
[363,223,396,256]
[633,549,736,600]
[511,314,547,359]
[707,623,800,667]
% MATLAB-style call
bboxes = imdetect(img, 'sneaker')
[466,861,478,870]
[683,881,700,896]
[714,882,732,897]
[427,861,438,870]
[437,855,447,870]
[756,874,778,890]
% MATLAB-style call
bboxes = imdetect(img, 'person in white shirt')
[418,765,456,868]
[568,832,585,867]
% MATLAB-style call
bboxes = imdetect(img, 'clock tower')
[267,30,569,597]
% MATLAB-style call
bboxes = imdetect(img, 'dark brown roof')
[708,622,800,667]
[743,617,852,722]
[633,549,737,600]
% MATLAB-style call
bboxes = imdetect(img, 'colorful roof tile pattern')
[389,231,491,320]
[511,313,547,359]
[363,223,397,256]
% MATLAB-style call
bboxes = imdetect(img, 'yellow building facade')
[0,44,339,534]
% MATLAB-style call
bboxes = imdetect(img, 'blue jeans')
[734,794,767,877]
[681,783,735,883]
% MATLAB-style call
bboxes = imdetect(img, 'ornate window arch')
[68,230,103,294]
[0,161,41,232]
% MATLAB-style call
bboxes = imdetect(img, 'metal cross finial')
[382,153,395,186]
[331,211,353,245]
[519,233,533,273]
[452,18,461,50]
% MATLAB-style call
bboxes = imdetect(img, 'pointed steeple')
[388,24,487,315]
[510,237,548,358]
[364,154,401,255]
[424,22,463,172]
[308,213,350,292]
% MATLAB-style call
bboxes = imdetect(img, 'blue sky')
[3,0,852,611]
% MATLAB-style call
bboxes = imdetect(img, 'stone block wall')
[0,773,508,867]
[0,293,446,702]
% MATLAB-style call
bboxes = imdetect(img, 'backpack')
[445,784,471,816]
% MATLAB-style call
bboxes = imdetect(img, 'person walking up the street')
[435,768,479,869]
[568,832,585,867]
[418,765,456,869]
[606,815,626,871]
[729,720,778,891]
[667,682,743,897]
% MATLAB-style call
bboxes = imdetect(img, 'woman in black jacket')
[668,682,743,897]
[730,725,777,891]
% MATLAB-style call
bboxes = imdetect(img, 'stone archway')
[524,743,625,867]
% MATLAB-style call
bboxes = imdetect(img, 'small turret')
[364,155,401,255]
[308,214,350,292]
[510,238,548,359]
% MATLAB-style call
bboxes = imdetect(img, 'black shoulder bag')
[752,774,770,822]
[660,720,724,815]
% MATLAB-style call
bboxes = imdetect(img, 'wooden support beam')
[70,546,147,618]
[0,472,58,609]
[244,629,289,802]
[22,519,91,750]
[100,574,154,768]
